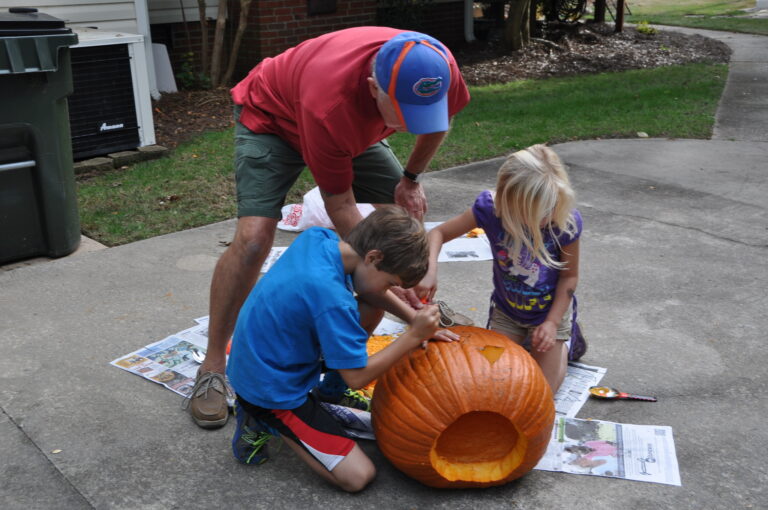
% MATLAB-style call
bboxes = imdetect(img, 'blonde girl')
[416,144,586,392]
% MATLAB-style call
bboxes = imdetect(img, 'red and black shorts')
[236,392,356,472]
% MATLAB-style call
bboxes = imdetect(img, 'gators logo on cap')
[412,77,443,97]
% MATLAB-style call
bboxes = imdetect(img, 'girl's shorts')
[489,304,572,349]
[236,392,355,472]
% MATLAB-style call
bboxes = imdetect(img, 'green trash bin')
[0,8,80,264]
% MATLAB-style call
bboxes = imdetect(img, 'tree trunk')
[544,0,558,22]
[614,0,625,33]
[529,0,538,37]
[594,0,606,23]
[522,0,530,44]
[178,0,193,54]
[209,0,229,87]
[222,0,254,86]
[196,0,209,75]
[504,0,531,51]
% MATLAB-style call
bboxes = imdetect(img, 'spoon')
[189,347,206,364]
[589,386,657,402]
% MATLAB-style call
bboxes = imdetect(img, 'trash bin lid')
[0,8,72,37]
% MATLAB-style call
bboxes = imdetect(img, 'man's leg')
[188,109,306,428]
[350,140,402,205]
[188,217,278,428]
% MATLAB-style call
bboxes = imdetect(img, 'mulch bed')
[151,24,731,150]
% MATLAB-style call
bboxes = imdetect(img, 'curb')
[74,144,169,174]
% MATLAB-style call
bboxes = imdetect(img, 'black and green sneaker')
[314,388,371,412]
[232,401,273,465]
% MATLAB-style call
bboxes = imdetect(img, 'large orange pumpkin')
[371,326,555,488]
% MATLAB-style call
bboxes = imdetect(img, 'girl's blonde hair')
[494,144,577,269]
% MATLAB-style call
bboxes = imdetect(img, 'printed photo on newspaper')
[534,417,681,486]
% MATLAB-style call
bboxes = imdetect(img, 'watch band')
[403,169,422,183]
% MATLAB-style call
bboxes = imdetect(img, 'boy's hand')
[432,328,460,343]
[531,320,557,352]
[410,304,441,346]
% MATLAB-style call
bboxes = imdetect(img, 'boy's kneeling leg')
[280,438,375,492]
[330,445,376,492]
[251,393,374,491]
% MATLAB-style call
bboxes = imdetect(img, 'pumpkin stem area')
[429,411,528,483]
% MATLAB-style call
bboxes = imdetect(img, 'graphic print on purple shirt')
[471,190,583,324]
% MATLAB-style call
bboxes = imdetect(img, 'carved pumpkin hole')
[429,411,528,483]
[478,345,505,365]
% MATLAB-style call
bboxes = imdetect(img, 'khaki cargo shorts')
[489,303,573,349]
[233,105,404,219]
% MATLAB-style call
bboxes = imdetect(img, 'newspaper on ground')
[111,317,404,406]
[534,417,681,486]
[373,316,407,336]
[424,221,493,262]
[260,247,288,273]
[554,361,607,418]
[110,322,210,399]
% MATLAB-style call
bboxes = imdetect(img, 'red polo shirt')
[231,26,470,194]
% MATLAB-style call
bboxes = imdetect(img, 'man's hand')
[394,178,427,221]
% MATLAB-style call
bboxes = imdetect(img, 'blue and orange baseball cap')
[375,31,451,134]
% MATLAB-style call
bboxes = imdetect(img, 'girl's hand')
[531,320,558,352]
[412,272,437,303]
[390,286,424,310]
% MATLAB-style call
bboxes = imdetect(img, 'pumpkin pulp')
[428,411,528,483]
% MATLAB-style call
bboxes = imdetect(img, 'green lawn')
[78,62,728,246]
[625,0,768,35]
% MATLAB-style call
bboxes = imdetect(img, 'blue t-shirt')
[472,190,583,325]
[227,228,369,409]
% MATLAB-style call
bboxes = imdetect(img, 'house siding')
[11,0,140,33]
[147,0,220,25]
[8,0,222,33]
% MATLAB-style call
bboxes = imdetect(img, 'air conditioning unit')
[69,29,155,160]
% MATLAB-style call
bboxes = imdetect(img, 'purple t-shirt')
[472,190,583,324]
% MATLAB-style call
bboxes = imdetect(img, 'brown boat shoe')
[436,300,475,328]
[184,371,231,429]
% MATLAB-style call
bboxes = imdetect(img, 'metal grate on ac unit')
[69,44,141,160]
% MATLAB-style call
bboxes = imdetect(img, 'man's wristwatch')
[402,169,423,183]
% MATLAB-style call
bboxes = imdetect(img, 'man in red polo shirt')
[187,27,470,428]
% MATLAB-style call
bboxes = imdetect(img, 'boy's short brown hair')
[345,206,428,288]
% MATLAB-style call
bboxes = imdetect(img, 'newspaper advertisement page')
[553,362,607,418]
[110,323,209,398]
[534,417,681,486]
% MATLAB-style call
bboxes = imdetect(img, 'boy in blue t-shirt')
[227,206,456,492]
